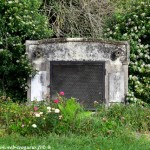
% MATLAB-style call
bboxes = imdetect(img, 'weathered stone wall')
[26,38,130,106]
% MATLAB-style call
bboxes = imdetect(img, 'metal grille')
[50,61,105,109]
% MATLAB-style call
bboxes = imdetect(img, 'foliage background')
[0,0,53,101]
[104,1,150,103]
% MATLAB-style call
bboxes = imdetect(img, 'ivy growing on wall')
[0,0,53,101]
[104,1,150,103]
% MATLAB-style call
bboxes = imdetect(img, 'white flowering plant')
[104,1,150,104]
[0,0,53,101]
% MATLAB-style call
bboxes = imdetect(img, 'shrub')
[0,92,83,135]
[0,96,61,135]
[0,0,53,101]
[104,1,150,103]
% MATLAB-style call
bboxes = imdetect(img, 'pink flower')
[54,99,59,104]
[34,106,38,111]
[59,91,65,96]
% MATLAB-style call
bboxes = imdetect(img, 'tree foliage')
[0,0,53,101]
[104,1,150,103]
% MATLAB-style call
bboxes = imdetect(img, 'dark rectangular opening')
[50,61,105,109]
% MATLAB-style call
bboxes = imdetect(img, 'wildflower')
[102,117,107,122]
[141,13,145,17]
[115,26,119,30]
[35,113,40,117]
[34,106,38,111]
[107,28,110,31]
[59,115,63,119]
[47,107,51,113]
[121,117,125,120]
[39,112,43,115]
[55,109,60,113]
[54,99,59,104]
[52,108,55,111]
[21,124,25,128]
[128,18,131,22]
[47,106,51,110]
[32,124,37,128]
[8,1,13,4]
[59,91,65,96]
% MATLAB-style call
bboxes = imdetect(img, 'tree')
[0,0,53,101]
[42,0,115,38]
[104,1,150,103]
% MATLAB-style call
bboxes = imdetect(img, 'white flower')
[47,107,51,110]
[59,115,63,119]
[123,33,127,37]
[39,112,43,115]
[140,45,144,48]
[141,13,145,17]
[128,18,131,22]
[134,26,137,30]
[54,109,60,113]
[109,31,112,34]
[51,108,55,111]
[35,113,40,117]
[115,26,119,30]
[107,28,110,31]
[133,15,138,18]
[32,124,37,128]
[8,1,13,4]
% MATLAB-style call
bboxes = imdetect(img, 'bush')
[104,1,150,103]
[0,96,62,135]
[0,0,53,101]
[0,92,83,135]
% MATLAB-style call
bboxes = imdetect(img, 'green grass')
[0,133,149,150]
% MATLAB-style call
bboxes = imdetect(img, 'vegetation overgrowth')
[0,94,149,137]
[0,0,53,101]
[104,0,150,103]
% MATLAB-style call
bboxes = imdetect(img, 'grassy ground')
[0,133,150,150]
